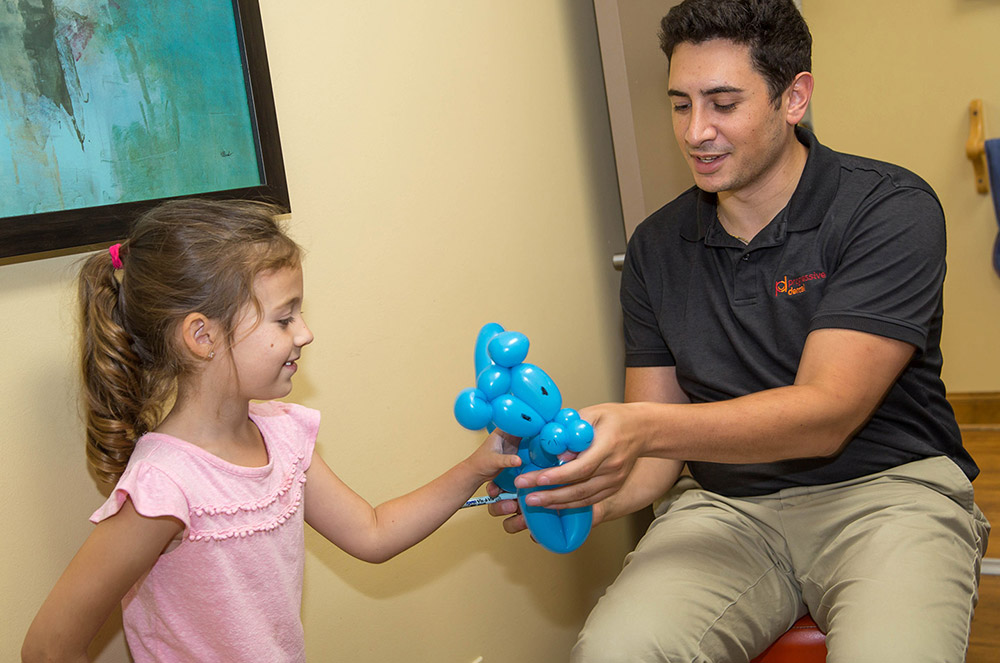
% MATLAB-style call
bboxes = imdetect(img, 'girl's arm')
[304,429,520,564]
[22,499,182,663]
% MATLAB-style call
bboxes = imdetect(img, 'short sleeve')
[90,463,191,528]
[250,401,320,472]
[621,228,676,368]
[284,403,319,472]
[811,186,946,350]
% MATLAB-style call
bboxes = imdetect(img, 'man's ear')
[785,71,814,126]
[179,312,218,360]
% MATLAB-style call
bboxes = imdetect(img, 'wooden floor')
[952,393,1000,661]
[969,575,1000,663]
[965,429,1000,559]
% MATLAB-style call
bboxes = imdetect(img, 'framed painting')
[0,0,288,259]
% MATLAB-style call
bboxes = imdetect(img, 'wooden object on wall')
[967,99,989,195]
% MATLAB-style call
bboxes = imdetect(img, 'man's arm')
[587,365,688,524]
[516,327,915,509]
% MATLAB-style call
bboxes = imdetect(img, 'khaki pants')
[572,456,991,663]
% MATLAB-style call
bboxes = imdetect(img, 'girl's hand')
[466,429,522,483]
[486,480,525,533]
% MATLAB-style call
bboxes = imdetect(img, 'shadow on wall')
[560,0,630,336]
[303,504,638,629]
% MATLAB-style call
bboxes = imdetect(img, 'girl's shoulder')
[249,400,321,456]
[90,443,192,528]
[249,400,320,426]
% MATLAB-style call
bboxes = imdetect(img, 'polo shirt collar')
[682,126,841,243]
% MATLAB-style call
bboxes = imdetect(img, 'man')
[490,1,989,660]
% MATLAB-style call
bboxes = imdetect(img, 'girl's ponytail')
[77,247,158,484]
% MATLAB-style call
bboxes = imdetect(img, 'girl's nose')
[296,320,314,347]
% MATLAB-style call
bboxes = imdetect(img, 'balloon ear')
[454,388,493,430]
[487,331,530,368]
[474,323,506,377]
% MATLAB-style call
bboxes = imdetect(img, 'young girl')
[21,199,519,663]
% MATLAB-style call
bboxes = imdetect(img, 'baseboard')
[947,392,1000,426]
[983,558,1000,576]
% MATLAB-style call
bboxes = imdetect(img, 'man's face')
[667,39,791,196]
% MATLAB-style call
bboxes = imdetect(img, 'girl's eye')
[278,317,295,327]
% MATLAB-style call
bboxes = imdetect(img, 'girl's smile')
[228,265,314,401]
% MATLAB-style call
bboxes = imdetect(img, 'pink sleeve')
[254,401,320,472]
[90,463,191,528]
[286,403,319,472]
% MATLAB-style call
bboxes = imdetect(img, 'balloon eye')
[541,387,549,396]
[521,413,533,422]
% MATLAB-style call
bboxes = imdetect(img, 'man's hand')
[512,402,648,510]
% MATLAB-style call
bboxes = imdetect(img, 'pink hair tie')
[108,243,124,270]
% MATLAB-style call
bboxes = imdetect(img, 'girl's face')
[229,264,314,401]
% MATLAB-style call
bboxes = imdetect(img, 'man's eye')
[715,102,737,112]
[672,103,691,113]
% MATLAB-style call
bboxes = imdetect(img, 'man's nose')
[685,105,717,146]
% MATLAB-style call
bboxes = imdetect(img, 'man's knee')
[571,606,694,663]
[818,584,976,663]
[825,624,971,663]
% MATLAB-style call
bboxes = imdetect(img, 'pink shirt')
[92,401,319,662]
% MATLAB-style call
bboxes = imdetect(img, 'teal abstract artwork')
[0,0,263,218]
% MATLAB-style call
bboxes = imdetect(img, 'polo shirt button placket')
[734,250,757,304]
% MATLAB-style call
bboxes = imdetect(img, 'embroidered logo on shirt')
[774,271,826,297]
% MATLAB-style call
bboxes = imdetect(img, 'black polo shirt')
[621,127,977,497]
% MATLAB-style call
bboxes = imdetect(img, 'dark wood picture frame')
[0,0,288,260]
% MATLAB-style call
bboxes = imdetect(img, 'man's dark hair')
[659,0,812,104]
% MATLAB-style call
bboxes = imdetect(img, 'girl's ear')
[180,312,218,361]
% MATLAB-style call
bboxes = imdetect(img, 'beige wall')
[1,2,637,661]
[802,0,1000,392]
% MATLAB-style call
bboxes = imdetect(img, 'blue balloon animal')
[454,323,594,553]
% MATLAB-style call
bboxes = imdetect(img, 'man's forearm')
[596,457,684,524]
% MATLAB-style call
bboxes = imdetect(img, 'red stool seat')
[750,615,827,663]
